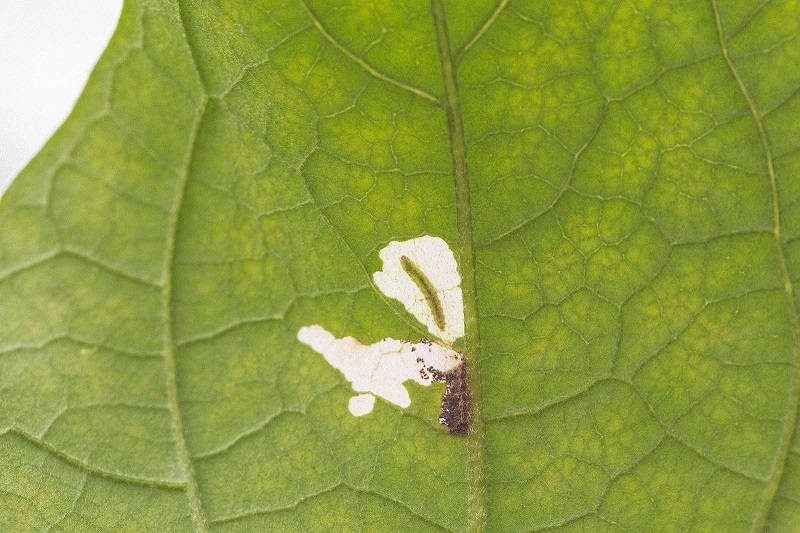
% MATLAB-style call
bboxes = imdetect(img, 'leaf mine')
[373,236,464,345]
[297,325,462,416]
[296,236,469,433]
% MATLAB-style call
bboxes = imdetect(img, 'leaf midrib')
[711,0,800,530]
[430,1,487,531]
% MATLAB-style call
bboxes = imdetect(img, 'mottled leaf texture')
[2,0,800,531]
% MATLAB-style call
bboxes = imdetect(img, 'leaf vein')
[209,483,343,525]
[477,103,609,249]
[457,0,510,62]
[165,3,210,529]
[9,427,185,489]
[711,1,800,529]
[430,2,486,531]
[297,0,441,105]
[626,379,769,483]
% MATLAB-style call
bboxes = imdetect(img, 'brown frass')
[426,360,470,436]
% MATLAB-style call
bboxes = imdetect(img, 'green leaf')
[2,0,800,531]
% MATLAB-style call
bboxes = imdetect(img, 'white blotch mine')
[373,236,464,345]
[348,394,376,416]
[297,324,462,416]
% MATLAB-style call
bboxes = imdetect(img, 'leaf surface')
[2,0,800,531]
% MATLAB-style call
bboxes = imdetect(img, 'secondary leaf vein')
[711,1,800,529]
[457,0,510,62]
[166,3,211,529]
[298,0,441,106]
[9,426,185,489]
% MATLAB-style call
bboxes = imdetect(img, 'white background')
[0,1,122,196]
